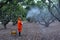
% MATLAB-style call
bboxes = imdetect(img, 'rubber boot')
[19,32,21,36]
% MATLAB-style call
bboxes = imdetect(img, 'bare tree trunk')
[39,22,50,27]
[59,0,60,8]
[4,24,7,29]
[0,9,2,16]
[45,23,49,27]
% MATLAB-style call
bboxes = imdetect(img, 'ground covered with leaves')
[0,21,60,40]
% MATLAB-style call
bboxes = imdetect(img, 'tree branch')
[39,22,45,25]
[48,0,60,22]
[49,0,60,15]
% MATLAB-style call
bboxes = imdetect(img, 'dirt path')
[0,21,60,40]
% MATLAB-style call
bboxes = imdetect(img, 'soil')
[0,21,60,40]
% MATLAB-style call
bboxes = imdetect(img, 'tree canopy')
[0,0,60,28]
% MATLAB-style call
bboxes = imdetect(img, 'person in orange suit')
[17,16,23,36]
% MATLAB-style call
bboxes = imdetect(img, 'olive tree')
[26,6,55,27]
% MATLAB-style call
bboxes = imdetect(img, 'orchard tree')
[41,0,60,22]
[0,0,27,28]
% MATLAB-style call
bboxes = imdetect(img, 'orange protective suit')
[17,18,22,32]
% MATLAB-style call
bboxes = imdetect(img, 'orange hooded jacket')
[17,18,22,32]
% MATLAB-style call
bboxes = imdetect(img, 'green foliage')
[0,0,48,22]
[41,0,46,3]
[0,0,59,22]
[0,0,60,28]
[0,0,27,25]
